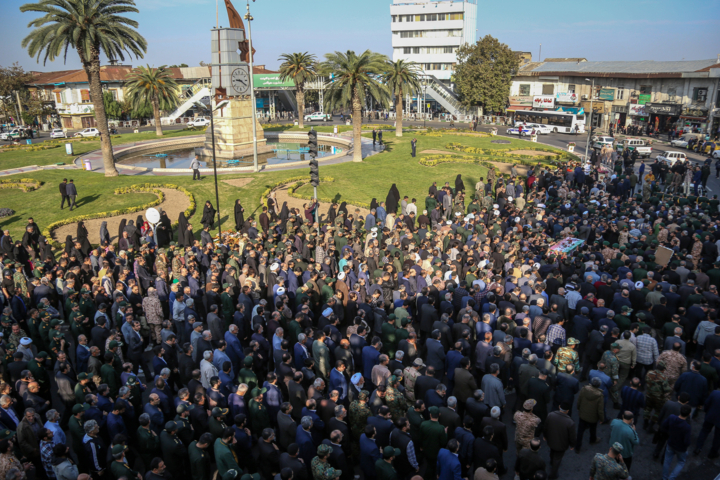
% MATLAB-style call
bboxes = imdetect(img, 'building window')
[54,92,62,103]
[639,85,652,94]
[448,13,464,20]
[542,84,554,95]
[109,89,118,101]
[412,47,420,54]
[617,88,624,100]
[405,15,413,22]
[693,87,708,102]
[81,89,91,103]
[403,47,411,54]
[667,87,676,101]
[519,84,531,96]
[438,13,446,20]
[568,84,575,94]
[392,15,396,22]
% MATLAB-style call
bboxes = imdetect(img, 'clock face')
[231,67,250,95]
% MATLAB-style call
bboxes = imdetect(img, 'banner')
[253,74,294,88]
[638,94,651,105]
[628,104,647,116]
[645,103,681,116]
[556,92,578,103]
[598,88,615,101]
[533,95,555,109]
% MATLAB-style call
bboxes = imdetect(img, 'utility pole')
[584,78,595,165]
[245,1,259,172]
[15,91,25,125]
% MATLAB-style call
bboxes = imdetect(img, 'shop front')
[678,107,708,133]
[611,105,628,130]
[645,103,681,133]
[507,96,533,118]
[627,104,648,128]
[532,95,556,111]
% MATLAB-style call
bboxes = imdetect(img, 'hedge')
[442,142,579,166]
[0,144,61,152]
[0,178,43,192]
[43,183,196,247]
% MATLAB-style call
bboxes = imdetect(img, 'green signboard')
[598,88,615,101]
[638,94,651,105]
[253,74,294,88]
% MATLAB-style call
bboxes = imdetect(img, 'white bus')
[513,110,585,134]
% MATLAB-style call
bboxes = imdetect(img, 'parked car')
[521,123,552,135]
[74,128,100,138]
[303,112,332,122]
[616,138,652,157]
[1,129,23,141]
[50,129,66,139]
[188,118,210,127]
[657,151,687,166]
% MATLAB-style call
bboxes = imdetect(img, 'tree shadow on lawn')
[75,194,100,208]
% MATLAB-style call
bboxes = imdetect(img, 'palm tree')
[21,0,147,176]
[383,59,421,137]
[125,65,179,136]
[321,50,390,162]
[278,52,317,129]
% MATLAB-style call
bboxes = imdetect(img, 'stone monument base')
[194,97,272,160]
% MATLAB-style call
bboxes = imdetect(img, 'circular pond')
[117,141,342,169]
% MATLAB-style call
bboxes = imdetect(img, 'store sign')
[611,105,628,114]
[628,104,647,116]
[509,95,533,106]
[645,103,681,116]
[533,95,555,109]
[681,107,708,117]
[598,88,615,101]
[637,94,651,105]
[253,74,294,88]
[556,92,578,103]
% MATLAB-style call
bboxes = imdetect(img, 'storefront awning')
[679,115,706,121]
[507,106,532,111]
[556,106,585,115]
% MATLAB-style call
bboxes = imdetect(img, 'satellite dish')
[146,208,160,225]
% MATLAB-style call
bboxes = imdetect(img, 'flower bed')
[0,178,43,192]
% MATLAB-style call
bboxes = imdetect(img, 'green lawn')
[0,129,566,244]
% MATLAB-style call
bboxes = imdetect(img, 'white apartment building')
[390,0,477,83]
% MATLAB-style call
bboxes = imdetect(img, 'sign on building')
[598,88,615,101]
[645,103,681,116]
[556,92,578,103]
[628,104,647,116]
[533,95,555,109]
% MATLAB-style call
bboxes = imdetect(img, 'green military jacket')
[101,363,121,396]
[419,419,447,461]
[214,438,241,477]
[136,426,160,462]
[188,441,211,480]
[110,459,139,480]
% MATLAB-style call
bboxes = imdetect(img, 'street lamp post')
[245,1,259,172]
[196,99,229,234]
[584,77,595,165]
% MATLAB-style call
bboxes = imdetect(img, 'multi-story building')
[390,0,477,84]
[508,57,720,136]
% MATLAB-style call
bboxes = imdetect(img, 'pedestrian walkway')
[0,163,77,177]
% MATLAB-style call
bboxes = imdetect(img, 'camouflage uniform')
[385,384,408,422]
[589,453,629,480]
[643,367,672,423]
[13,269,28,298]
[513,410,541,452]
[601,350,621,404]
[349,393,372,440]
[555,346,579,373]
[311,456,338,480]
[403,366,421,402]
[657,350,688,386]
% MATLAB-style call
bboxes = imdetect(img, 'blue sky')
[2,0,719,72]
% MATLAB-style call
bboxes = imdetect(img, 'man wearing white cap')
[18,337,37,362]
[349,373,364,403]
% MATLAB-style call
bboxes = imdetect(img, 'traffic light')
[308,129,319,187]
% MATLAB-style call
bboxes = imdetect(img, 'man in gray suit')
[127,320,150,376]
[66,179,78,210]
[276,402,297,451]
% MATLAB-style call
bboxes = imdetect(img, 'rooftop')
[531,59,718,75]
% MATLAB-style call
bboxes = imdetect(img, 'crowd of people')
[1,152,720,480]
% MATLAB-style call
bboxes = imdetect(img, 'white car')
[712,150,720,159]
[670,135,695,148]
[75,128,99,138]
[188,118,210,127]
[657,151,687,166]
[50,129,66,139]
[506,127,531,136]
[1,129,21,141]
[592,136,615,150]
[522,123,551,134]
[304,112,331,122]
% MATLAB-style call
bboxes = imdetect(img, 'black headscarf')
[234,200,245,231]
[157,210,172,247]
[279,202,289,222]
[64,235,73,255]
[370,198,378,210]
[177,212,188,245]
[386,184,400,215]
[77,221,91,255]
[201,201,216,228]
[338,202,348,216]
[118,219,127,244]
[455,174,465,193]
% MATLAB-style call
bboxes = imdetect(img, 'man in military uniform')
[160,421,188,479]
[402,359,423,402]
[69,403,88,472]
[137,413,161,469]
[349,390,372,442]
[555,338,580,373]
[601,343,622,408]
[188,432,213,480]
[29,351,50,396]
[657,344,688,387]
[74,372,92,404]
[108,443,140,480]
[384,376,408,422]
[375,446,401,480]
[514,399,542,453]
[249,387,271,432]
[215,427,242,477]
[311,443,342,480]
[643,361,672,432]
[589,442,629,480]
[419,406,447,480]
[209,407,229,440]
[174,404,194,445]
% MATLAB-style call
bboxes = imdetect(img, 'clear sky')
[2,0,719,73]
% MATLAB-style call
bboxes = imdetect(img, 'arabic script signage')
[533,95,555,109]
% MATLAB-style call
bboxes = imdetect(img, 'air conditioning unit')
[581,95,588,100]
